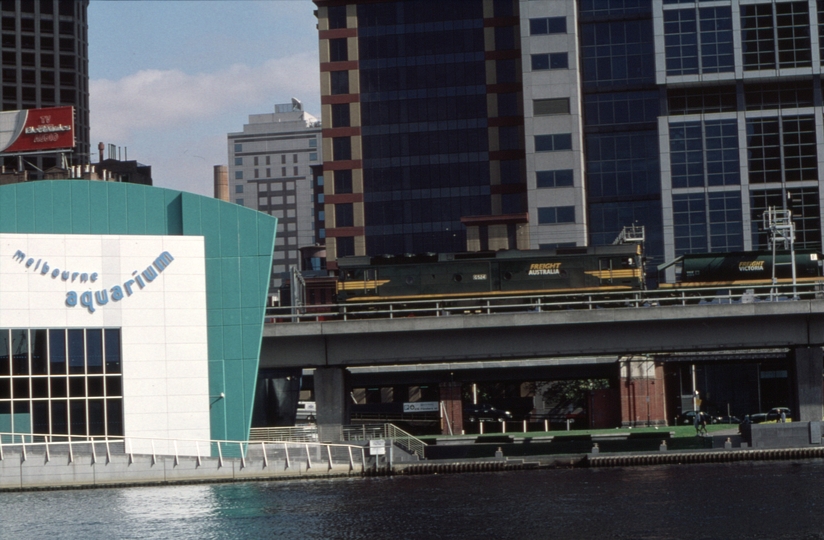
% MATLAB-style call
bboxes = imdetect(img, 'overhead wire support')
[763,207,797,301]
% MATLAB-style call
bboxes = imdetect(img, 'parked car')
[742,413,768,424]
[714,415,741,425]
[678,410,711,425]
[463,404,513,422]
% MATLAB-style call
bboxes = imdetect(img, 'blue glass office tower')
[315,0,529,268]
[315,0,824,283]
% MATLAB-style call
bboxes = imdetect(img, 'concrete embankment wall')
[0,451,360,491]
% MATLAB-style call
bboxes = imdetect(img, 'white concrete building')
[228,100,323,293]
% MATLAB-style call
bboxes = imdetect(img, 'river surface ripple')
[2,460,824,539]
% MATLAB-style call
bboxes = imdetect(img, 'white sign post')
[369,439,386,455]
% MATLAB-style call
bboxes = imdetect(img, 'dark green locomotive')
[335,244,644,303]
[673,250,823,287]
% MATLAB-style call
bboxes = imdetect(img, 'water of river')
[2,460,824,539]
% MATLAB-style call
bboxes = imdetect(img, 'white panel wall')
[0,234,210,453]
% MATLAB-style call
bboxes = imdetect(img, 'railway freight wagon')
[672,250,823,287]
[335,244,644,303]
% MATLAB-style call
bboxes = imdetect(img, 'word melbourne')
[12,249,174,314]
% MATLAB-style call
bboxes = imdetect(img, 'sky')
[88,0,321,197]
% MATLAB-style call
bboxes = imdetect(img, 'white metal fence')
[0,431,368,472]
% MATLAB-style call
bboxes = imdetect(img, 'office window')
[329,38,348,62]
[335,169,353,194]
[498,93,519,117]
[293,166,299,176]
[253,156,259,166]
[332,103,351,127]
[664,6,734,75]
[310,153,318,161]
[744,80,814,111]
[538,206,575,224]
[234,157,242,166]
[281,155,286,164]
[309,138,318,148]
[530,17,566,35]
[254,169,259,179]
[751,187,821,249]
[672,193,708,254]
[667,85,737,115]
[580,18,655,87]
[498,125,521,151]
[534,98,570,116]
[330,70,349,95]
[235,185,243,194]
[494,26,516,51]
[266,156,271,165]
[584,91,658,127]
[266,168,271,177]
[535,133,572,152]
[531,52,569,70]
[741,2,810,70]
[328,5,347,29]
[282,167,287,177]
[537,169,574,188]
[333,137,352,161]
[337,237,355,257]
[235,171,243,180]
[496,58,517,83]
[234,143,242,153]
[236,199,244,206]
[586,131,660,198]
[669,119,739,189]
[746,115,817,184]
[336,203,354,227]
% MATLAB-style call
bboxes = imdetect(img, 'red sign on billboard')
[0,106,75,154]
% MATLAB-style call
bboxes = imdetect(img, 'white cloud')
[89,51,321,197]
[91,51,320,140]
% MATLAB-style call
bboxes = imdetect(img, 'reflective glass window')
[537,206,575,224]
[330,70,349,95]
[530,17,566,35]
[329,38,348,62]
[537,169,574,188]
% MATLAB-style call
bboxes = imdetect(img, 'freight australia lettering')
[528,262,562,276]
[739,261,765,272]
[11,249,174,314]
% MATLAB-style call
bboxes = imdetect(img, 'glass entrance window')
[0,328,123,439]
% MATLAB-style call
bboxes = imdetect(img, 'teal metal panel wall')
[0,181,276,443]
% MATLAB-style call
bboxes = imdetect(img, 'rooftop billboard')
[0,106,74,154]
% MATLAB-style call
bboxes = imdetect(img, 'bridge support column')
[439,382,463,435]
[791,347,823,422]
[315,367,351,442]
[619,357,666,427]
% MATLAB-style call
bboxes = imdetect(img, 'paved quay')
[3,425,822,491]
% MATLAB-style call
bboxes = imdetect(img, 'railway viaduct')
[261,300,824,440]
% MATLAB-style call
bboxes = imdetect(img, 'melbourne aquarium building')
[0,181,276,454]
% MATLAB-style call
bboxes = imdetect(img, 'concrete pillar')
[619,357,667,427]
[439,382,463,435]
[314,367,350,442]
[791,347,823,422]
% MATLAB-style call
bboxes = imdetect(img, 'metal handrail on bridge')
[266,281,824,323]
